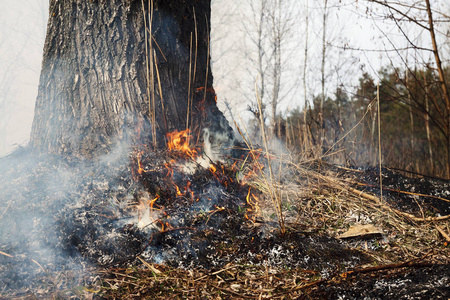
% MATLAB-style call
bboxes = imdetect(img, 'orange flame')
[239,149,265,185]
[136,195,160,222]
[137,151,145,175]
[166,129,197,157]
[175,184,183,196]
[149,196,159,209]
[186,181,194,201]
[245,187,260,220]
[132,150,146,181]
[174,181,195,201]
[164,159,176,179]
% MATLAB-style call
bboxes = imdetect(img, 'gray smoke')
[0,134,141,292]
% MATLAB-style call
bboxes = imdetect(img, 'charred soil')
[0,148,449,299]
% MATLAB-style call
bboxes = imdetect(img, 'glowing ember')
[166,129,197,157]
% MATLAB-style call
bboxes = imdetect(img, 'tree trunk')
[302,0,309,148]
[424,75,434,174]
[406,70,414,163]
[425,0,450,178]
[320,0,328,147]
[29,0,231,158]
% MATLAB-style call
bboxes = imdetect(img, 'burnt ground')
[307,264,450,299]
[359,166,450,216]
[0,147,449,299]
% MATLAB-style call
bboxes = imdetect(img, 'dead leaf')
[338,224,383,239]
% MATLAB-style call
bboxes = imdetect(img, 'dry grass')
[38,153,446,300]
[248,158,450,263]
[90,264,321,299]
[6,96,446,299]
[239,81,449,265]
[89,164,449,299]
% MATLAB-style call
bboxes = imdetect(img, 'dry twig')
[435,225,450,243]
[0,250,13,258]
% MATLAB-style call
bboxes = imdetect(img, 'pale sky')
[0,0,48,156]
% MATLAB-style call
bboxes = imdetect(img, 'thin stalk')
[187,32,193,130]
[141,0,154,146]
[147,0,157,147]
[302,0,309,152]
[406,69,414,158]
[191,8,198,133]
[320,0,328,146]
[377,83,383,202]
[154,49,168,133]
[203,16,210,104]
[423,73,433,173]
[303,0,309,114]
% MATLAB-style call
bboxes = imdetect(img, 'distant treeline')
[268,66,450,178]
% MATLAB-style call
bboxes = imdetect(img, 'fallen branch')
[312,169,450,223]
[340,249,433,278]
[274,251,434,297]
[435,225,450,243]
[345,185,450,222]
[346,186,383,205]
[341,261,437,278]
[356,182,450,204]
[392,210,450,222]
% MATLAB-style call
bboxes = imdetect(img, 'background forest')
[210,0,450,178]
[0,0,449,178]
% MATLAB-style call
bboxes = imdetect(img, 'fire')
[135,194,162,229]
[166,129,197,158]
[175,184,182,196]
[137,151,145,174]
[195,86,216,95]
[131,150,147,181]
[186,181,194,200]
[132,126,265,231]
[164,159,176,179]
[245,187,260,220]
[174,181,195,201]
[195,86,217,101]
[136,195,159,213]
[238,149,265,185]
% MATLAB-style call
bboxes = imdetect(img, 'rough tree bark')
[29,0,232,158]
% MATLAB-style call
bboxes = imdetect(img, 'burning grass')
[1,139,449,298]
[93,146,449,298]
